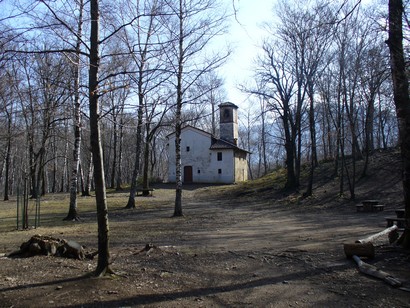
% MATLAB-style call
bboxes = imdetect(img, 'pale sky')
[221,0,377,110]
[221,0,274,109]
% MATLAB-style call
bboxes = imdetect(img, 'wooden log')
[344,242,375,259]
[352,255,402,287]
[59,240,85,260]
[355,225,398,244]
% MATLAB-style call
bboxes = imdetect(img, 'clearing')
[0,150,409,307]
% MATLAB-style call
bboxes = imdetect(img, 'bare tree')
[65,0,85,221]
[163,0,230,216]
[331,6,368,199]
[141,96,171,193]
[280,2,336,197]
[386,0,410,248]
[252,39,298,189]
[119,0,168,209]
[360,39,390,177]
[88,0,113,276]
[5,0,157,274]
[0,69,17,201]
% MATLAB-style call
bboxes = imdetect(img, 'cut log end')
[344,242,375,259]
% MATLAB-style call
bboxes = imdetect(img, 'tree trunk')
[89,0,112,276]
[51,137,57,193]
[260,104,268,175]
[125,94,143,209]
[173,0,184,217]
[142,126,150,195]
[339,112,345,196]
[60,138,68,193]
[174,117,183,216]
[115,115,124,191]
[29,142,37,198]
[308,82,318,167]
[65,0,83,221]
[86,155,94,195]
[150,136,157,180]
[79,162,86,196]
[362,92,376,178]
[65,99,81,221]
[304,82,318,197]
[282,108,297,189]
[110,112,117,189]
[378,93,388,149]
[386,0,410,248]
[4,110,12,201]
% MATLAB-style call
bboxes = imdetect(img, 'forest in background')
[0,0,408,201]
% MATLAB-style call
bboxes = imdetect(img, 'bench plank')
[385,217,405,228]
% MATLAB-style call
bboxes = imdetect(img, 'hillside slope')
[209,148,404,211]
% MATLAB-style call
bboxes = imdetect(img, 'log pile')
[343,226,403,288]
[8,235,93,260]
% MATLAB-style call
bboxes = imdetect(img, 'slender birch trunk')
[65,0,84,221]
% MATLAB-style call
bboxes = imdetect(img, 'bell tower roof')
[219,102,238,109]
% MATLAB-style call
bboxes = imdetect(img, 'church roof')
[210,137,249,153]
[167,125,250,154]
[166,125,211,139]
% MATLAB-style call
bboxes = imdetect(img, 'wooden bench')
[136,188,155,196]
[385,217,405,228]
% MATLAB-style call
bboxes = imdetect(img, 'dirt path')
[0,186,409,307]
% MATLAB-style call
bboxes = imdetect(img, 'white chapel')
[167,102,249,184]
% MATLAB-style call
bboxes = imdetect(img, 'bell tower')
[219,102,238,145]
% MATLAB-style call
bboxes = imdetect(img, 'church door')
[183,166,193,183]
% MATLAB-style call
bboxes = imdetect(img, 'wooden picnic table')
[356,200,384,212]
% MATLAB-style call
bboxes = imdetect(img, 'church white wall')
[167,127,235,183]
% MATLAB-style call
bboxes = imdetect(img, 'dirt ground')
[1,151,410,307]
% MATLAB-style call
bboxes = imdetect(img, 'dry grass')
[0,186,182,254]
